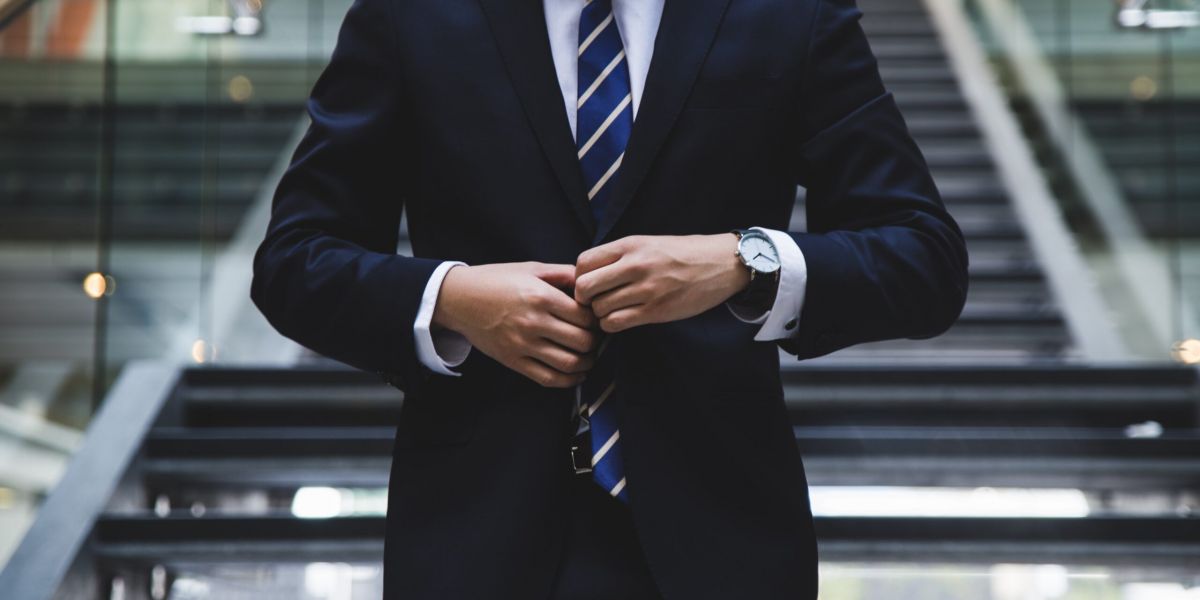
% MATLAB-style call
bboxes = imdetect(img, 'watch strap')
[730,229,780,313]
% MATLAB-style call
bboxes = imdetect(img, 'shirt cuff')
[725,227,808,341]
[414,261,472,376]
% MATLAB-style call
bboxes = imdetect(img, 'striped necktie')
[576,0,631,503]
[577,0,632,223]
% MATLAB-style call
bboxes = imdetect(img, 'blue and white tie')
[577,0,633,223]
[577,0,631,503]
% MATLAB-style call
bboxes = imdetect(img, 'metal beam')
[0,362,180,600]
[0,0,34,32]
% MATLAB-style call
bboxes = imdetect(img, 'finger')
[541,286,598,330]
[516,356,588,388]
[533,263,577,292]
[576,238,630,278]
[529,341,594,374]
[591,282,650,318]
[575,259,640,305]
[600,305,648,333]
[536,317,598,353]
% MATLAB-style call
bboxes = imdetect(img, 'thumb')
[534,263,577,292]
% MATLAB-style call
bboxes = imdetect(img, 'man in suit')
[251,0,968,597]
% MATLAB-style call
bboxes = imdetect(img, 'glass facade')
[0,0,351,567]
[968,0,1200,358]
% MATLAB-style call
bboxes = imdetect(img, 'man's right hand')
[432,262,599,388]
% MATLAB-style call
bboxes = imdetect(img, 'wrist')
[726,229,781,312]
[431,264,469,333]
[717,233,752,297]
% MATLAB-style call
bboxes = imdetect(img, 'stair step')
[86,513,1200,566]
[171,366,1198,428]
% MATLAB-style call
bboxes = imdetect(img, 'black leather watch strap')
[729,230,780,313]
[729,269,779,314]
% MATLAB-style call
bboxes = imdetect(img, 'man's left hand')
[575,234,751,333]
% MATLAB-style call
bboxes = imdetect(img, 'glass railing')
[0,0,353,567]
[965,0,1200,361]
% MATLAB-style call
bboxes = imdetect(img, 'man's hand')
[432,262,600,387]
[575,234,751,333]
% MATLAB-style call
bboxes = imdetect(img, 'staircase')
[1075,99,1200,238]
[5,362,1199,598]
[1006,0,1200,240]
[0,81,303,363]
[5,0,1200,598]
[804,0,1076,364]
[0,101,298,241]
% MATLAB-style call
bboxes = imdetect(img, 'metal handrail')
[1116,0,1200,29]
[923,0,1132,361]
[0,0,36,31]
[0,362,180,600]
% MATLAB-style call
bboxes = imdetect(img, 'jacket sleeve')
[250,0,442,391]
[777,0,970,360]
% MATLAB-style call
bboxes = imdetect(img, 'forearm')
[251,227,443,381]
[778,218,966,360]
[250,0,445,385]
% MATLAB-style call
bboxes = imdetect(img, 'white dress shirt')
[412,0,808,375]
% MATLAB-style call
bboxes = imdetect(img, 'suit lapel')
[477,0,596,237]
[594,0,733,244]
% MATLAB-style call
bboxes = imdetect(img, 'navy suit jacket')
[251,0,969,597]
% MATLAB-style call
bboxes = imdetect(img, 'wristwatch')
[729,228,781,313]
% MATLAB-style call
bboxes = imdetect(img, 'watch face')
[739,232,781,273]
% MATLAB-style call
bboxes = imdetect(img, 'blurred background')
[0,0,1199,598]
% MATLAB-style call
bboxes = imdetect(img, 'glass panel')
[0,0,108,567]
[969,0,1200,359]
[101,0,346,374]
[0,0,353,569]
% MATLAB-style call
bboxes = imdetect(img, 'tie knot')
[582,0,614,23]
